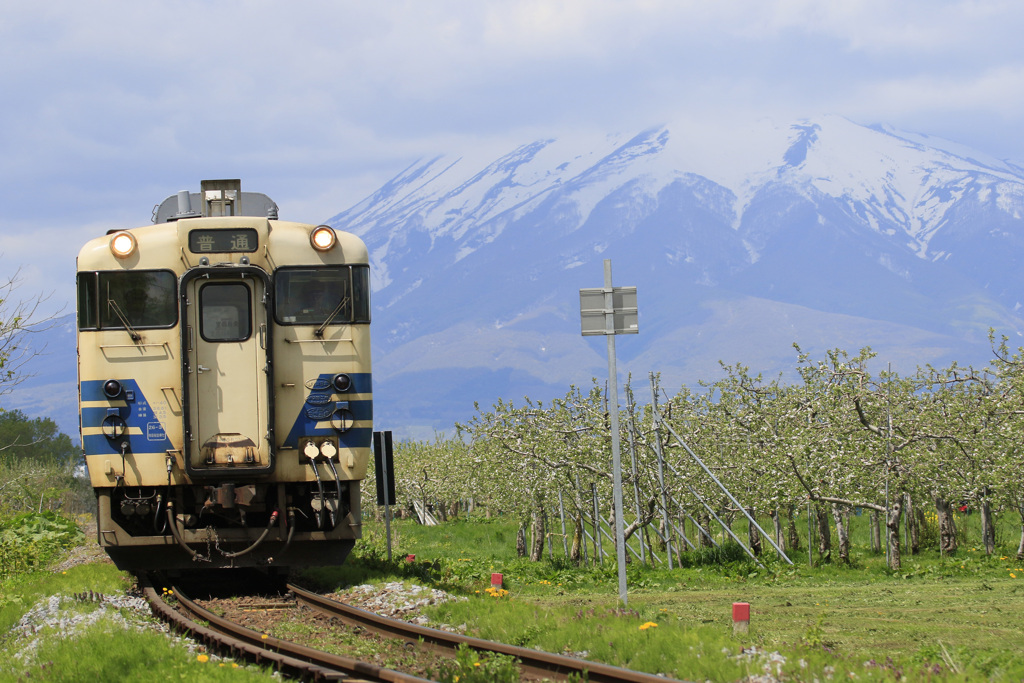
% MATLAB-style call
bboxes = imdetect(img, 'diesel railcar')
[77,179,371,571]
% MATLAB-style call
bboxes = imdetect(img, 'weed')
[429,643,519,683]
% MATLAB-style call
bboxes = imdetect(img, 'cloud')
[0,0,1023,302]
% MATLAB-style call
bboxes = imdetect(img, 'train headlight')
[109,231,137,259]
[103,379,122,399]
[310,225,337,251]
[332,373,351,392]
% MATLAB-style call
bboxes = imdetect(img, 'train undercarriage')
[96,480,361,571]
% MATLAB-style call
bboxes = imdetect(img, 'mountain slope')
[328,116,1024,435]
[10,116,1024,441]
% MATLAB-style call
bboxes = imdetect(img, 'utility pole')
[580,259,637,606]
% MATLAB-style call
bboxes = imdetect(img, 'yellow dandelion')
[197,654,209,663]
[1012,573,1017,578]
[232,663,239,669]
[473,662,481,667]
[639,621,659,630]
[261,634,269,640]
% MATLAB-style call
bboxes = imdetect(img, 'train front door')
[184,272,272,472]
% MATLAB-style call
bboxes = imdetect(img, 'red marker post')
[732,602,750,634]
[491,573,503,589]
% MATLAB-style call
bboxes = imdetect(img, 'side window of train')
[199,283,252,342]
[78,270,177,330]
[275,266,370,325]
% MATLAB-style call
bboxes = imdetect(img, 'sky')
[2,0,1023,317]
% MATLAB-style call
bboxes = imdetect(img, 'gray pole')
[649,373,673,570]
[558,490,569,558]
[807,500,813,568]
[886,362,892,568]
[626,391,646,565]
[603,260,629,606]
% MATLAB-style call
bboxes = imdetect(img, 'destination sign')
[188,228,258,253]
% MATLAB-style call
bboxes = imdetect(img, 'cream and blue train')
[77,180,371,572]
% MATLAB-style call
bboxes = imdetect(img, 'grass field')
[302,510,1024,682]
[3,508,1022,681]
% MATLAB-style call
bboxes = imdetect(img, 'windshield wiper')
[107,300,141,342]
[315,296,350,338]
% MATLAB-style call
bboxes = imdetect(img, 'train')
[76,179,371,573]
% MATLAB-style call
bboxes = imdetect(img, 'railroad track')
[141,574,431,682]
[140,573,687,682]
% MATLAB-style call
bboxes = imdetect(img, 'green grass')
[303,512,1024,682]
[0,518,275,682]
[6,509,1024,681]
[5,621,272,682]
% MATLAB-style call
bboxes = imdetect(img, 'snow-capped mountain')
[12,116,1024,441]
[328,115,1024,436]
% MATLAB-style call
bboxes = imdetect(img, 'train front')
[76,181,371,572]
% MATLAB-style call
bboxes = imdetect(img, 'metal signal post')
[580,260,638,606]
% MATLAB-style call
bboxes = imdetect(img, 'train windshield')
[275,266,370,325]
[77,270,178,330]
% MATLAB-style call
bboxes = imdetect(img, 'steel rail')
[288,582,689,683]
[140,575,432,683]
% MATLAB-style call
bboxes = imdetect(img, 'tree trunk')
[436,503,448,522]
[643,524,656,564]
[906,493,920,555]
[831,503,850,564]
[699,511,714,548]
[787,505,801,551]
[516,522,527,557]
[815,505,831,562]
[529,506,545,562]
[747,509,762,557]
[936,497,958,554]
[770,509,785,552]
[570,516,583,564]
[886,502,903,570]
[980,492,995,556]
[1017,504,1024,562]
[870,511,882,553]
[913,506,925,555]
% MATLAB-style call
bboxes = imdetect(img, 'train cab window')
[275,266,370,326]
[199,283,252,342]
[77,273,98,330]
[77,270,177,331]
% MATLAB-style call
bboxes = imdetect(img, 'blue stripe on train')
[282,373,373,449]
[80,379,174,455]
[83,372,373,454]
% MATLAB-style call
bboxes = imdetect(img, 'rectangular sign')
[373,430,396,506]
[188,228,258,253]
[579,286,638,336]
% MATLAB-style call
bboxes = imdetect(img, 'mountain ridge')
[9,115,1024,441]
